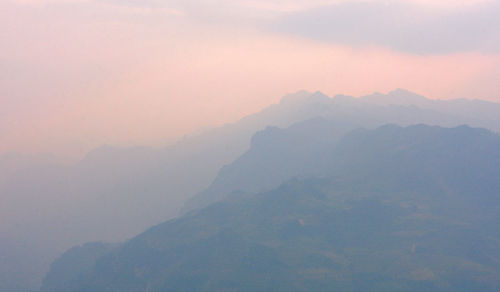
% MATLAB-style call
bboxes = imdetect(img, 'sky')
[1,0,499,159]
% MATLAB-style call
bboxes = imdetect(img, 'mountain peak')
[360,89,430,107]
[388,88,416,95]
[279,90,330,105]
[388,88,428,100]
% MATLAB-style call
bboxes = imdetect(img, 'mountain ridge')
[42,124,500,291]
[3,89,500,291]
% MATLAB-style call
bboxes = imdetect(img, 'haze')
[3,1,500,290]
[2,0,499,159]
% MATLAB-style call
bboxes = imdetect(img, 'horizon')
[2,87,499,162]
[2,0,500,159]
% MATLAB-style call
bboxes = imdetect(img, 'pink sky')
[1,0,499,159]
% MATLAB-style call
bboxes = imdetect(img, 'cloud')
[270,1,500,54]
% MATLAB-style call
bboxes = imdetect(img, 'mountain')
[181,94,500,212]
[42,125,500,291]
[40,242,119,292]
[2,89,500,291]
[0,90,337,291]
[180,117,354,213]
[359,89,500,129]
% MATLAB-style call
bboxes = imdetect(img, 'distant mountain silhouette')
[42,125,500,291]
[2,90,500,291]
[181,92,500,213]
[360,89,500,126]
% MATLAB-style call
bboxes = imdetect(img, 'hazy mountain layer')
[43,125,500,291]
[2,90,500,291]
[0,90,336,291]
[182,94,500,212]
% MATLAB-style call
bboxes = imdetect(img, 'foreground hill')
[43,125,500,291]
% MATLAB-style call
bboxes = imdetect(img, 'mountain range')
[1,89,500,291]
[41,124,500,291]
